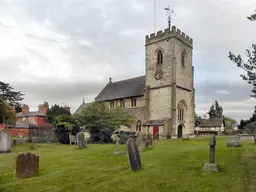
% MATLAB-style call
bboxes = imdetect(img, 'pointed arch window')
[181,49,187,67]
[157,50,163,64]
[136,120,142,131]
[177,100,187,121]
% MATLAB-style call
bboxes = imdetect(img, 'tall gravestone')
[77,132,86,149]
[0,129,12,153]
[126,138,142,171]
[112,133,124,155]
[15,152,39,178]
[203,135,220,172]
[135,131,144,151]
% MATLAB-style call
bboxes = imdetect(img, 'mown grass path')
[0,137,255,192]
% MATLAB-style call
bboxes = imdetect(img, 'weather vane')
[164,6,174,29]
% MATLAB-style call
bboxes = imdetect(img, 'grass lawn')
[0,136,256,192]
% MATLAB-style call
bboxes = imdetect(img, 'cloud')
[0,0,255,121]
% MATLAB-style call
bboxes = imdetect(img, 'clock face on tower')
[154,69,163,80]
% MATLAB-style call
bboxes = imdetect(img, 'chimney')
[38,101,49,115]
[22,104,29,114]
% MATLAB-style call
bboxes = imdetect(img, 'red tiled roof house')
[8,101,54,137]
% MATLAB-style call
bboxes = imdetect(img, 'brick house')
[8,101,54,137]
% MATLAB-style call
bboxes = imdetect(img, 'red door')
[153,126,159,135]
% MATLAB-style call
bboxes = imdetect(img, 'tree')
[245,121,256,143]
[208,100,223,118]
[0,98,16,126]
[45,104,71,125]
[55,114,80,144]
[76,101,136,143]
[224,117,237,129]
[229,11,256,97]
[0,81,25,112]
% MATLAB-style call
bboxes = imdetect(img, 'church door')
[153,126,159,135]
[177,125,183,138]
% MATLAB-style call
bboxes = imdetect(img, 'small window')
[157,50,163,64]
[131,98,136,107]
[120,99,125,108]
[136,120,142,131]
[110,101,115,109]
[181,50,187,67]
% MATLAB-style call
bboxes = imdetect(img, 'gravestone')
[77,132,86,149]
[182,134,190,141]
[126,138,142,171]
[135,131,145,151]
[15,152,39,178]
[29,136,38,150]
[0,129,12,153]
[147,132,153,145]
[112,133,124,155]
[203,135,220,172]
[226,136,242,147]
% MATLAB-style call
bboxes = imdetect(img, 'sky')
[0,0,255,122]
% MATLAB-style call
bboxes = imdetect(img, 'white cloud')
[215,90,230,95]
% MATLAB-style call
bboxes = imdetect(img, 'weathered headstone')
[29,136,38,150]
[0,129,12,153]
[112,133,124,155]
[226,136,242,147]
[135,131,145,151]
[126,138,142,171]
[147,132,153,145]
[15,152,39,178]
[203,135,220,172]
[77,132,86,149]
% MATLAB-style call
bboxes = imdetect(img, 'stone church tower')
[145,26,195,138]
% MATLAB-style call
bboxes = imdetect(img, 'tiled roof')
[198,118,224,127]
[14,121,37,128]
[95,76,146,101]
[16,111,46,118]
[73,102,91,115]
[143,118,170,126]
[122,107,144,115]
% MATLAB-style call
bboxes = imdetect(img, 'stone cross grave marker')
[77,132,86,149]
[126,138,142,171]
[112,133,123,155]
[15,152,39,178]
[203,134,220,172]
[0,129,12,153]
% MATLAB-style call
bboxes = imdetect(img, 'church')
[75,25,195,139]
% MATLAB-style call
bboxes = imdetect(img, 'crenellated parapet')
[145,26,193,46]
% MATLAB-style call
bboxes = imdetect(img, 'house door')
[177,125,183,138]
[153,126,159,135]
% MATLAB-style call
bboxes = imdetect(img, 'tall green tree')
[0,81,25,112]
[76,101,136,143]
[229,11,256,97]
[208,100,223,118]
[45,104,71,125]
[55,114,80,144]
[224,117,237,129]
[0,97,16,126]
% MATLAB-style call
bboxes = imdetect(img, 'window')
[157,50,163,64]
[177,100,187,121]
[181,49,187,67]
[120,99,125,108]
[136,120,142,131]
[110,101,115,109]
[131,98,136,107]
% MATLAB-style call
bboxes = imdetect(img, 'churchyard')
[0,136,256,192]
